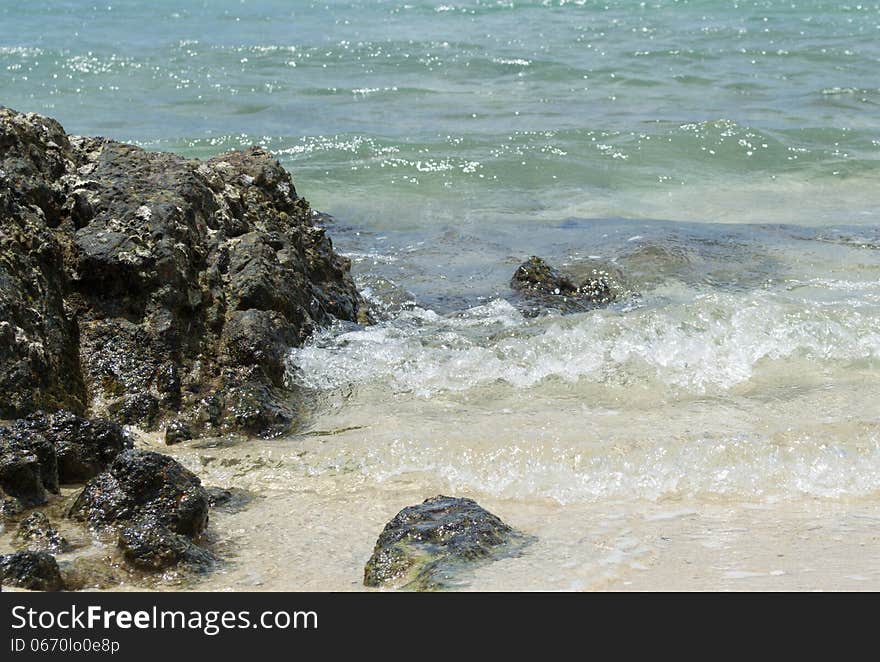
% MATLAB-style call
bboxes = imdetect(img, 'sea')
[3,0,880,590]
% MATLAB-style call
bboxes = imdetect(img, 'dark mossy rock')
[19,410,130,483]
[512,256,581,296]
[364,495,529,591]
[68,139,363,438]
[68,449,209,539]
[0,422,59,506]
[0,551,64,591]
[510,256,617,314]
[15,511,71,553]
[0,448,47,507]
[118,517,214,571]
[0,106,366,439]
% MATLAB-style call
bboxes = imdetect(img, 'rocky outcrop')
[364,495,529,591]
[0,111,86,418]
[510,256,618,314]
[0,551,64,591]
[0,106,373,586]
[0,106,365,438]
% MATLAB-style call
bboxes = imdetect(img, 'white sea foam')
[288,290,880,397]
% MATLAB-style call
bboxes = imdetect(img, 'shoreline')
[126,426,880,592]
[3,104,880,593]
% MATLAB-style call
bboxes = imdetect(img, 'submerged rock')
[512,256,581,296]
[69,449,209,538]
[204,486,252,512]
[205,486,234,507]
[364,495,529,591]
[59,556,131,591]
[164,420,193,446]
[0,551,64,591]
[510,256,617,314]
[0,106,366,439]
[15,511,71,553]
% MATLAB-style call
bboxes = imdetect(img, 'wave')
[287,285,880,397]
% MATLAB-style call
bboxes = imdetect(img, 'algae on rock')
[364,495,531,591]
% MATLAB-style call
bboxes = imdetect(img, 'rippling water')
[3,1,880,590]
[4,1,879,221]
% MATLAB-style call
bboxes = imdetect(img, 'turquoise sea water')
[5,2,880,590]
[3,0,879,226]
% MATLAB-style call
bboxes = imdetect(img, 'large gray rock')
[0,106,366,438]
[364,495,529,591]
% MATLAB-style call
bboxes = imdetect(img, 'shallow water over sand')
[161,438,880,591]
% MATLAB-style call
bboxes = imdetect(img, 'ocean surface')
[3,1,880,590]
